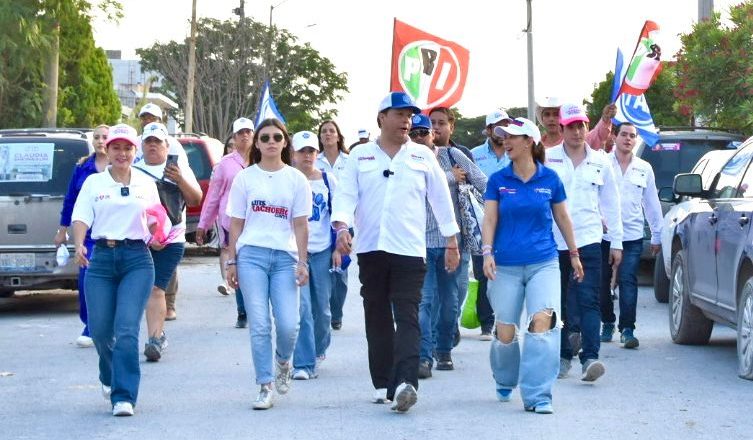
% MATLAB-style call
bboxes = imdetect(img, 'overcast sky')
[93,0,738,141]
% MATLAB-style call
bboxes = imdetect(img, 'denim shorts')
[150,242,185,290]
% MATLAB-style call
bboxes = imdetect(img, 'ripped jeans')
[487,259,561,408]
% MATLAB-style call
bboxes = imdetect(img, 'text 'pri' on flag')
[390,19,470,111]
[618,20,662,97]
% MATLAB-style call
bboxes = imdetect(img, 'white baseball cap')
[358,129,369,139]
[485,109,510,126]
[536,96,564,109]
[559,103,590,126]
[494,117,542,144]
[142,122,169,141]
[106,124,139,147]
[292,131,320,152]
[232,117,254,134]
[138,103,162,119]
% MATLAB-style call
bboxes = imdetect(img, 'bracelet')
[568,250,579,257]
[446,246,458,250]
[336,227,350,236]
[482,250,493,257]
[225,259,237,266]
[481,244,493,251]
[297,261,308,267]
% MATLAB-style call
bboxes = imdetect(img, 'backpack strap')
[133,164,163,182]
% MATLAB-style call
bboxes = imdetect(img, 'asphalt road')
[1,255,750,440]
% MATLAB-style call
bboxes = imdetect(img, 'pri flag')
[390,19,470,111]
[611,48,660,146]
[617,20,662,97]
[254,80,286,129]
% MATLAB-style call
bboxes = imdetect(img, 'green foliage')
[452,106,527,148]
[137,17,349,139]
[674,2,753,132]
[0,0,121,128]
[585,64,686,128]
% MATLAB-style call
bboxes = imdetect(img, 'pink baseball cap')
[106,124,140,147]
[559,103,590,126]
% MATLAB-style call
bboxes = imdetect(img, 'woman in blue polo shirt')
[480,117,583,415]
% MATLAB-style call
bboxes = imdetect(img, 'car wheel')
[669,250,713,345]
[738,278,753,380]
[0,289,14,298]
[654,249,670,303]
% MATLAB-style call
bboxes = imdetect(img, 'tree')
[452,106,527,148]
[674,2,753,132]
[0,1,121,128]
[585,63,687,128]
[137,17,349,139]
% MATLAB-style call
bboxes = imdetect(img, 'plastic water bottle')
[56,245,70,267]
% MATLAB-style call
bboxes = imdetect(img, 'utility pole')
[525,0,535,121]
[266,1,288,82]
[233,0,245,19]
[699,0,714,21]
[185,0,197,133]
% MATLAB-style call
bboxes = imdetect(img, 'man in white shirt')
[599,123,662,348]
[544,103,623,382]
[332,92,460,413]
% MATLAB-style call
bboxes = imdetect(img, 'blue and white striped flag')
[611,48,660,146]
[254,80,286,128]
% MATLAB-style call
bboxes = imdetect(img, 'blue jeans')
[77,239,94,336]
[419,248,459,363]
[329,267,348,323]
[559,243,602,363]
[237,245,300,385]
[487,259,560,409]
[84,241,154,405]
[600,239,642,331]
[293,248,332,374]
[235,287,246,315]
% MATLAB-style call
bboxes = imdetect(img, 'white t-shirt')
[227,165,312,256]
[71,167,161,241]
[307,174,338,253]
[132,157,199,244]
[135,135,187,165]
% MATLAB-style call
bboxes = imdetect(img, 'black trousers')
[471,255,495,332]
[358,251,426,398]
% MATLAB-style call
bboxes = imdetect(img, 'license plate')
[0,253,35,270]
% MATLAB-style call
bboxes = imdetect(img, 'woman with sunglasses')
[315,120,350,331]
[71,124,162,417]
[226,118,312,410]
[481,117,582,415]
[55,124,110,348]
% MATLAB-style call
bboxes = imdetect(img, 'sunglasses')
[409,128,431,138]
[259,133,284,143]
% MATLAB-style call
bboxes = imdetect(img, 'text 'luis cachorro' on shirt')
[331,140,459,258]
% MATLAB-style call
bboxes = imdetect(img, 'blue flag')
[611,48,660,146]
[254,80,286,128]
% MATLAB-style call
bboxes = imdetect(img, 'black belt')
[95,239,145,248]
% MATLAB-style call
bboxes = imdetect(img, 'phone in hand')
[166,154,179,168]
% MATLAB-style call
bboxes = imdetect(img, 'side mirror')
[658,186,677,203]
[673,173,703,197]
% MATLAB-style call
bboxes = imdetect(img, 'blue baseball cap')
[411,114,432,130]
[378,91,421,114]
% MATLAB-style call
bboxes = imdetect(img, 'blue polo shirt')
[484,163,566,266]
[471,139,510,177]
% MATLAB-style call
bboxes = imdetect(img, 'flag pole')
[390,18,397,92]
[525,0,535,121]
[616,21,648,100]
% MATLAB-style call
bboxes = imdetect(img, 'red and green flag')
[390,19,470,111]
[617,20,663,97]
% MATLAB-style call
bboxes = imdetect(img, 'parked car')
[634,127,744,261]
[667,137,753,379]
[653,149,736,302]
[0,130,91,297]
[174,133,223,244]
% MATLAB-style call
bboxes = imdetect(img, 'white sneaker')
[252,384,274,410]
[76,335,93,348]
[274,361,292,395]
[101,383,111,401]
[112,401,134,416]
[391,383,418,413]
[217,283,230,296]
[372,388,391,404]
[292,369,311,380]
[581,359,606,382]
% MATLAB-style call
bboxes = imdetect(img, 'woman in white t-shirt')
[289,131,342,380]
[226,118,312,410]
[132,122,202,362]
[71,124,161,417]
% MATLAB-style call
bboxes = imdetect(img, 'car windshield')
[182,141,211,180]
[0,139,89,196]
[640,139,738,189]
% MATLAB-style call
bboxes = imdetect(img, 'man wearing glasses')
[332,92,460,413]
[410,114,486,380]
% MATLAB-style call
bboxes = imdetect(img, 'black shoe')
[436,352,454,371]
[453,325,460,347]
[331,320,342,330]
[418,360,432,379]
[235,313,247,329]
